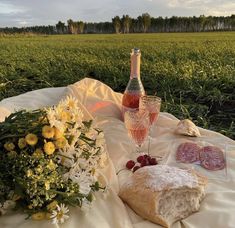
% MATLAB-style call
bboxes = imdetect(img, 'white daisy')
[50,203,69,224]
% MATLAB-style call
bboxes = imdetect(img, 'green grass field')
[0,33,234,138]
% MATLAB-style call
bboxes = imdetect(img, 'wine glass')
[124,110,150,154]
[139,95,162,154]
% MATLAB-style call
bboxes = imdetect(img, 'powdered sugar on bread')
[122,165,198,192]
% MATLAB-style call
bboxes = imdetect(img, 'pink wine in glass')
[149,112,159,125]
[128,127,148,147]
[122,48,145,116]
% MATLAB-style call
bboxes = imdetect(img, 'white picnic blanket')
[0,78,235,228]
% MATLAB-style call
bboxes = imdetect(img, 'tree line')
[1,14,235,34]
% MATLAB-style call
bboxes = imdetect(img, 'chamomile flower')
[25,134,38,146]
[42,125,55,139]
[18,138,26,149]
[50,204,69,224]
[4,142,15,151]
[44,142,55,155]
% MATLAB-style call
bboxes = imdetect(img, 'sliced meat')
[199,146,225,171]
[176,142,201,163]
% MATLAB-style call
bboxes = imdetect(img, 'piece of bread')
[119,165,207,228]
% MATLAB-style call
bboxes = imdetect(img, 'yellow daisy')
[25,134,38,146]
[33,148,43,158]
[47,200,58,211]
[54,127,63,139]
[42,125,55,139]
[44,142,55,155]
[31,212,46,220]
[54,137,67,149]
[18,138,27,149]
[4,142,15,151]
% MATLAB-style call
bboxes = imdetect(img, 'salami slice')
[199,146,225,171]
[176,142,200,163]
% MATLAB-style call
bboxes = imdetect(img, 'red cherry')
[126,160,135,169]
[144,154,150,159]
[137,155,144,163]
[133,166,140,172]
[140,159,149,167]
[149,158,158,165]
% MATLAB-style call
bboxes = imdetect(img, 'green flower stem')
[0,134,25,141]
[48,189,85,198]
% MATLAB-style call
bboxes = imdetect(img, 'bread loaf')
[119,165,207,227]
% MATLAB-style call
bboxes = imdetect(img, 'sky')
[0,0,235,27]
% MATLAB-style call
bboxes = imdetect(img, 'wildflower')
[18,138,26,149]
[50,204,69,224]
[54,127,63,139]
[36,165,43,173]
[45,181,50,190]
[47,159,57,170]
[44,142,55,155]
[42,125,55,139]
[33,148,43,158]
[26,169,33,177]
[54,137,67,149]
[7,151,17,158]
[32,212,46,220]
[66,96,78,109]
[25,134,38,146]
[60,111,70,122]
[4,142,15,151]
[47,200,58,211]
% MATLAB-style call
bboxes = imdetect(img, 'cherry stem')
[116,168,127,175]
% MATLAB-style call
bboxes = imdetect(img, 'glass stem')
[136,145,141,153]
[148,126,153,155]
[147,135,151,155]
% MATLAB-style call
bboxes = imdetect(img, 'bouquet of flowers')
[0,96,107,224]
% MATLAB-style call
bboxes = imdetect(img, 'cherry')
[137,155,144,163]
[133,166,140,172]
[140,159,149,167]
[144,154,151,159]
[149,157,158,165]
[126,160,135,170]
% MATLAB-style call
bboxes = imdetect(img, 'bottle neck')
[130,51,141,79]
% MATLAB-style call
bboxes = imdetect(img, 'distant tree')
[231,15,235,30]
[77,21,84,34]
[56,21,66,34]
[67,19,74,34]
[142,13,151,32]
[112,16,121,33]
[121,15,132,33]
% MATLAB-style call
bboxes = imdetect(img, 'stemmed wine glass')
[139,95,162,154]
[124,110,150,154]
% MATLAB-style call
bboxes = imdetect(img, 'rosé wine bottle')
[122,48,145,116]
